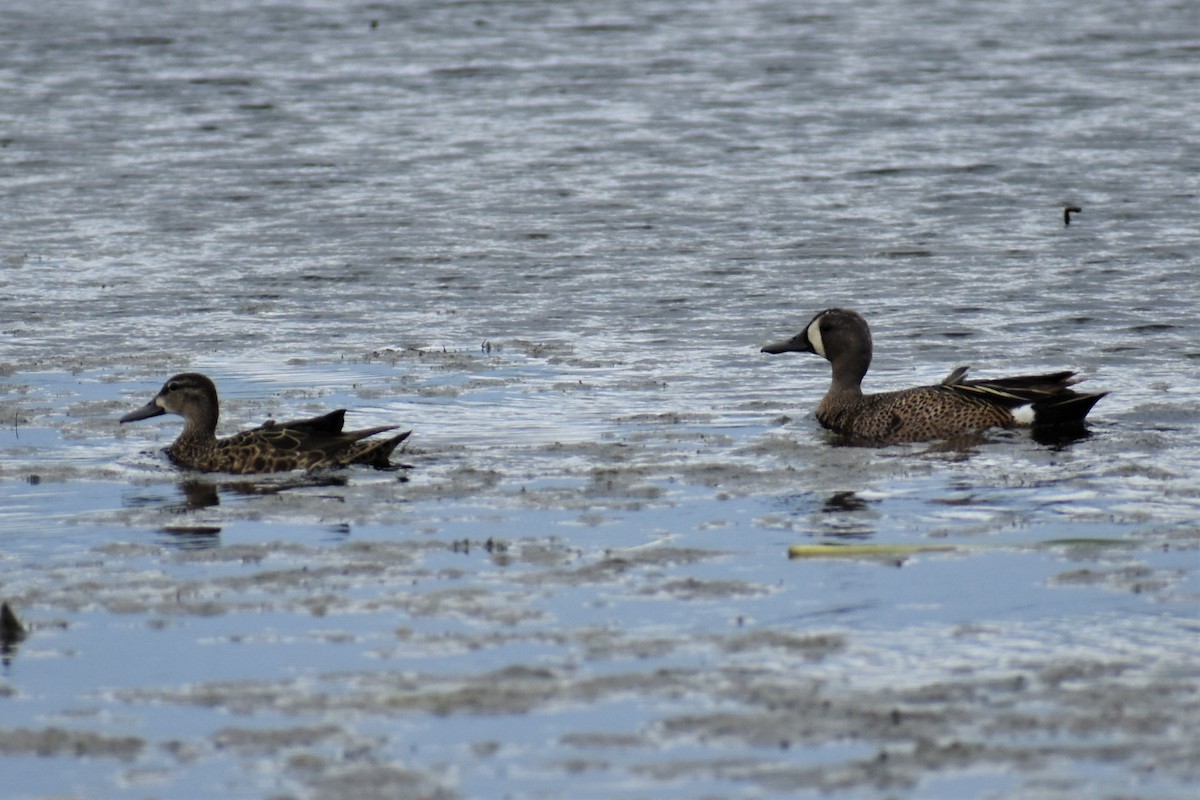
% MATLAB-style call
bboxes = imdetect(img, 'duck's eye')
[166,381,180,392]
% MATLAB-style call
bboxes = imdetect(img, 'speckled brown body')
[122,373,410,474]
[814,385,1020,442]
[762,308,1106,444]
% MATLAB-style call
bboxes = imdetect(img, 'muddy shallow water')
[3,1,1200,798]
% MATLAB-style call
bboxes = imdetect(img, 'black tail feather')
[352,430,412,469]
[947,370,1105,427]
[1032,391,1107,427]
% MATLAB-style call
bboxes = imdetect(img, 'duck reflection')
[169,475,355,547]
[816,490,878,539]
[1031,422,1093,448]
[822,490,870,514]
[168,474,354,512]
[779,490,879,540]
[177,479,220,509]
[123,474,364,550]
[826,425,1093,454]
[158,524,222,550]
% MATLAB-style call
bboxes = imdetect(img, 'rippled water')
[3,1,1199,798]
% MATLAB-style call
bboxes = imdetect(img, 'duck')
[120,373,411,473]
[761,308,1106,443]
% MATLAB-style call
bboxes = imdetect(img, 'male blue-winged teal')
[761,308,1106,443]
[120,373,410,473]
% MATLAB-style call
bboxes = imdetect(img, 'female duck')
[121,373,410,473]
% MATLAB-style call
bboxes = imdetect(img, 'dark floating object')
[761,308,1107,444]
[1064,205,1082,225]
[1,602,27,648]
[121,373,411,473]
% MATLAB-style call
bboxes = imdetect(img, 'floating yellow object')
[787,538,1134,560]
[787,544,959,560]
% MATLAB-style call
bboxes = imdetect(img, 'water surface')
[2,1,1199,798]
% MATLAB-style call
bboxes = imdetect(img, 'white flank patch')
[806,317,826,357]
[1012,404,1036,425]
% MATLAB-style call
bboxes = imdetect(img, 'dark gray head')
[120,373,221,425]
[761,308,874,388]
[762,308,872,361]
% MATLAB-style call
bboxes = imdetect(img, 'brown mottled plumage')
[761,308,1106,444]
[120,373,410,473]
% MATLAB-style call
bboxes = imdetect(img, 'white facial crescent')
[805,316,826,357]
